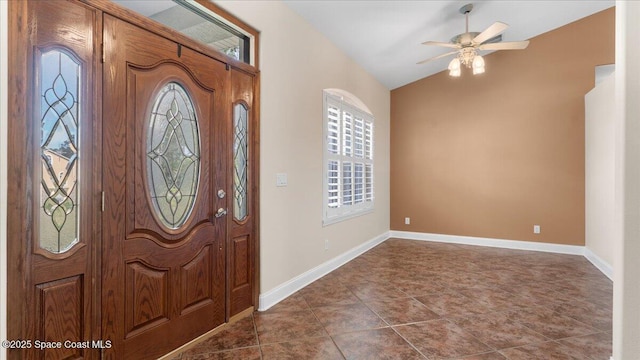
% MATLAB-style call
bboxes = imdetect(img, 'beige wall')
[390,8,614,246]
[215,1,390,294]
[585,72,615,268]
[613,2,640,358]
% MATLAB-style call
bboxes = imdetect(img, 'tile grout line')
[388,325,429,359]
[250,313,264,360]
[303,294,348,359]
[442,317,496,355]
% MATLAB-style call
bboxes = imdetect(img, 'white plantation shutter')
[343,112,353,157]
[354,162,364,204]
[354,116,364,158]
[365,163,374,202]
[323,91,374,225]
[365,121,373,160]
[327,105,340,155]
[327,160,340,208]
[342,162,353,206]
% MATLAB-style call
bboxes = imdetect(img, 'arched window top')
[323,89,372,115]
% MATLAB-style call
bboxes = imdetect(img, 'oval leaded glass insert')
[40,49,81,254]
[233,103,248,221]
[146,82,201,229]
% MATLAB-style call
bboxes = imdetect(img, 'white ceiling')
[282,0,614,89]
[114,0,176,16]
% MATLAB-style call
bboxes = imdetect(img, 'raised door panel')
[232,236,249,288]
[124,262,169,336]
[181,245,214,313]
[229,235,252,316]
[35,276,84,360]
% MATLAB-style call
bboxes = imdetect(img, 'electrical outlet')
[405,217,410,225]
[533,225,541,234]
[324,239,329,251]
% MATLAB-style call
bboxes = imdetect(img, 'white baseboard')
[389,230,585,255]
[584,247,614,280]
[258,230,613,311]
[392,231,614,280]
[258,231,389,311]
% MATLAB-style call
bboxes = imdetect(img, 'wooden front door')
[101,15,228,359]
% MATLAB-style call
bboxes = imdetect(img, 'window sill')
[322,208,374,227]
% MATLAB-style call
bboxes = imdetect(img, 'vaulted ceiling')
[283,1,614,89]
[115,1,614,90]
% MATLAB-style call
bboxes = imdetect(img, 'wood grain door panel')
[126,62,214,242]
[35,276,85,360]
[8,0,100,358]
[228,69,256,317]
[102,15,227,359]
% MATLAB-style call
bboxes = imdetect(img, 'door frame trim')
[7,0,34,346]
[1,0,10,353]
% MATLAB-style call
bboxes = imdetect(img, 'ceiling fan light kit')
[448,57,461,77]
[419,3,529,77]
[472,55,485,75]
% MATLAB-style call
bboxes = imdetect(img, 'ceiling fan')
[418,3,530,76]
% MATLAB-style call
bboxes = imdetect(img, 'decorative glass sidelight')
[146,82,201,229]
[233,103,248,221]
[39,49,81,253]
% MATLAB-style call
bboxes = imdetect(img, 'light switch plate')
[276,173,288,187]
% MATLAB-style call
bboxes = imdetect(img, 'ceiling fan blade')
[473,21,509,45]
[478,40,530,50]
[483,34,502,44]
[416,51,458,65]
[421,41,460,49]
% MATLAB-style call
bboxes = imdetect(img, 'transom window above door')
[113,0,256,66]
[323,89,374,225]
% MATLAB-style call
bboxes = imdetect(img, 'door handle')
[214,208,227,218]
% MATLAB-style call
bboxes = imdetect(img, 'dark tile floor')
[168,239,612,360]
